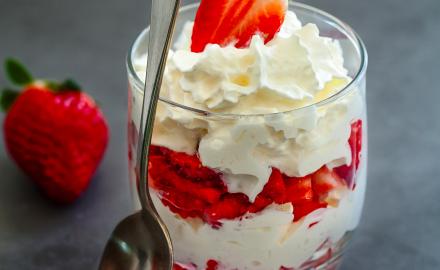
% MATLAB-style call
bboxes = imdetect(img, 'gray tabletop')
[0,0,439,269]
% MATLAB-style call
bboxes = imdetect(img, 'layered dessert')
[129,0,367,269]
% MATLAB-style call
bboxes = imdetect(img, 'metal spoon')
[99,0,180,269]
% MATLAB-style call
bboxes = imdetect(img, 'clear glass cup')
[127,1,367,269]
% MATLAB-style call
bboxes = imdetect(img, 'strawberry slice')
[334,120,362,187]
[191,0,288,52]
[312,166,345,197]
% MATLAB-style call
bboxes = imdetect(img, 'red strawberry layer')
[334,120,362,189]
[149,120,362,227]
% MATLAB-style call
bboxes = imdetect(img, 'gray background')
[0,0,439,269]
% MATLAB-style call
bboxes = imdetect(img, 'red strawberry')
[264,168,286,204]
[250,168,286,212]
[206,260,219,270]
[1,58,109,203]
[334,120,362,187]
[148,146,231,223]
[293,201,327,222]
[284,175,314,204]
[197,187,223,204]
[167,150,220,182]
[249,195,272,213]
[204,193,250,225]
[161,189,208,219]
[191,0,288,52]
[173,265,187,270]
[312,166,345,197]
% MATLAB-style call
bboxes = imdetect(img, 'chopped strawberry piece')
[204,193,250,225]
[293,201,327,222]
[167,150,202,170]
[161,190,208,219]
[206,260,219,270]
[312,166,345,197]
[191,0,287,52]
[148,146,231,226]
[249,195,273,213]
[197,188,223,204]
[334,120,362,187]
[160,146,223,182]
[284,175,314,204]
[149,145,164,156]
[265,168,286,203]
[173,264,187,270]
[250,168,285,212]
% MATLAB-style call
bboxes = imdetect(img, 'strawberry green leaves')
[1,58,83,112]
[0,89,20,112]
[1,58,30,112]
[58,79,81,91]
[45,79,81,92]
[5,58,34,86]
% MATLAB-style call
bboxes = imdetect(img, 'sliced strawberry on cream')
[191,0,288,52]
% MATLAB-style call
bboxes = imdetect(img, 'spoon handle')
[136,0,180,211]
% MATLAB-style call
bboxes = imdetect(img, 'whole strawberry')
[1,59,109,203]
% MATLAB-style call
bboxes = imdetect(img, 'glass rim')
[127,1,368,119]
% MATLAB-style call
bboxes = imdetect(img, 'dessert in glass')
[127,1,368,269]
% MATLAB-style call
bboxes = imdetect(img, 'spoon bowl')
[99,210,172,270]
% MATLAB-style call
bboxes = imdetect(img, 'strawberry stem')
[0,88,20,112]
[44,79,81,92]
[5,58,34,86]
[59,79,81,91]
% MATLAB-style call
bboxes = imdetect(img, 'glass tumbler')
[127,2,368,270]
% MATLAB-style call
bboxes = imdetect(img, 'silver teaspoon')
[99,0,180,269]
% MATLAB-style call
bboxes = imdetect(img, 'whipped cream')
[136,11,348,113]
[133,11,363,202]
